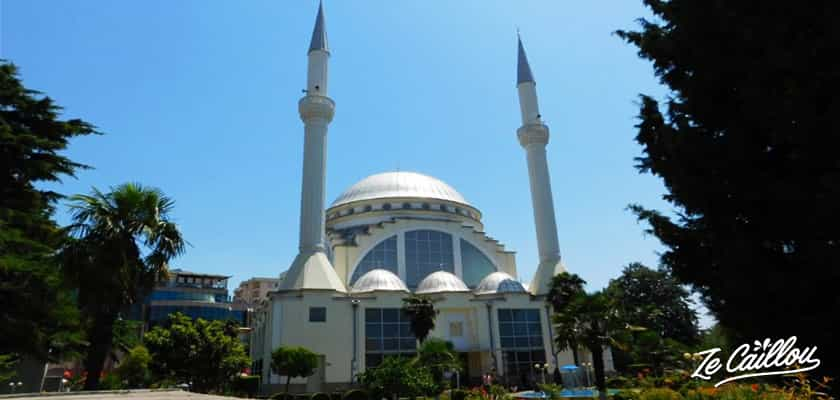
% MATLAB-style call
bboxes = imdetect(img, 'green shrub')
[312,393,331,400]
[640,388,683,400]
[538,383,563,398]
[343,389,368,400]
[451,389,468,400]
[607,376,634,389]
[612,389,642,400]
[331,392,343,400]
[271,393,296,400]
[232,375,260,397]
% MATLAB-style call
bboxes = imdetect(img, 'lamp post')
[534,363,550,385]
[582,362,592,387]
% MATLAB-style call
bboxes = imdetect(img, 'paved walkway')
[0,389,238,400]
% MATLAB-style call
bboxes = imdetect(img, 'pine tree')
[0,61,92,370]
[617,1,840,384]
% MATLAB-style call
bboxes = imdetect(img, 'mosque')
[248,2,613,393]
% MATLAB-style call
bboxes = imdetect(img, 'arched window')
[460,239,497,287]
[350,236,398,285]
[364,205,373,212]
[382,203,392,211]
[404,230,454,288]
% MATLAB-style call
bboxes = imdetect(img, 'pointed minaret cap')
[517,33,535,85]
[277,251,347,293]
[309,1,329,53]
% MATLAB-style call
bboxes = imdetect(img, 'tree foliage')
[414,338,461,391]
[358,356,436,399]
[115,345,152,388]
[270,345,319,394]
[617,0,840,384]
[401,295,437,344]
[547,272,586,365]
[606,263,699,344]
[549,274,623,400]
[0,61,91,369]
[60,182,186,389]
[143,312,250,393]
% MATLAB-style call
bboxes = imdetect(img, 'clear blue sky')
[3,1,707,323]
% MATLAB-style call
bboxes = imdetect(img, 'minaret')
[516,35,565,295]
[278,1,345,292]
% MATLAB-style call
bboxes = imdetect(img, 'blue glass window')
[350,236,398,285]
[404,230,454,288]
[498,309,545,383]
[460,239,496,287]
[364,308,416,368]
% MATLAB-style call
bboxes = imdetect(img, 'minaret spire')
[278,1,345,293]
[309,1,328,54]
[517,34,534,85]
[515,34,565,295]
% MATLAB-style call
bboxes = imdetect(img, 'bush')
[640,388,683,400]
[612,390,642,400]
[538,383,563,398]
[607,376,635,389]
[272,393,296,400]
[312,393,331,400]
[343,389,368,400]
[232,375,260,397]
[451,389,468,400]
[330,392,343,400]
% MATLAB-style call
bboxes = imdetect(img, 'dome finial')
[517,32,535,85]
[309,0,328,54]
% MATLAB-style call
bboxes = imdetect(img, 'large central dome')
[331,171,470,207]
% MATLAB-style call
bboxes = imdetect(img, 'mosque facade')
[249,3,613,393]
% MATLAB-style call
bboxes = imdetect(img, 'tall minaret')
[516,35,565,295]
[278,1,345,292]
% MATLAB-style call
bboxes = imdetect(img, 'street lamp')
[534,363,550,385]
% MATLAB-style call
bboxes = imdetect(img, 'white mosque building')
[249,3,613,393]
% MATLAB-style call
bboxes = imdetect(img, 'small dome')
[415,271,470,294]
[351,269,409,294]
[474,272,526,295]
[331,171,470,207]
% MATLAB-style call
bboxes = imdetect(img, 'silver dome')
[415,271,470,294]
[351,269,409,294]
[331,171,470,207]
[474,272,527,295]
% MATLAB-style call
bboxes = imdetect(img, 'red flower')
[63,370,73,379]
[751,384,759,392]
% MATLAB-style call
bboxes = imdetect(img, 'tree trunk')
[285,375,291,394]
[590,345,607,400]
[83,313,117,390]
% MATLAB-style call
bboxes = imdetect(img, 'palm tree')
[414,338,461,391]
[401,295,437,343]
[546,272,586,365]
[61,183,186,390]
[553,291,622,400]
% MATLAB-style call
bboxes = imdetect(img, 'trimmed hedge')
[311,393,331,400]
[271,393,296,400]
[343,389,368,400]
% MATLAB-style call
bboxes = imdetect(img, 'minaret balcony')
[517,123,550,147]
[298,95,335,122]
